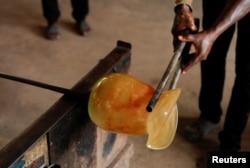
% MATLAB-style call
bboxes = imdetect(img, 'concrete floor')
[0,0,249,168]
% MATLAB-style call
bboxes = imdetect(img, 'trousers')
[41,0,89,25]
[199,0,250,151]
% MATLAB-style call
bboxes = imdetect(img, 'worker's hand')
[178,30,217,73]
[171,4,197,47]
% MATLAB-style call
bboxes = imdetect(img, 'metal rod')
[0,72,84,98]
[146,42,186,112]
[169,59,182,89]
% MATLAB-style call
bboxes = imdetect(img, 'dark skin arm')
[171,4,197,47]
[173,0,250,73]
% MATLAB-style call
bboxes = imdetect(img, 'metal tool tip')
[146,106,153,112]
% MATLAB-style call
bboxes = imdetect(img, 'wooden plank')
[97,129,128,168]
[107,143,134,168]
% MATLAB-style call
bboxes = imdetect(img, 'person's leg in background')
[219,13,250,151]
[71,0,91,36]
[184,0,236,142]
[41,0,61,40]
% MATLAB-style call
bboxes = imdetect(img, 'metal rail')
[0,40,131,167]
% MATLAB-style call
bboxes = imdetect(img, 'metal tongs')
[146,18,199,112]
[146,41,190,112]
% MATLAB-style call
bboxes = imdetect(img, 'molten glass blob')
[88,73,181,150]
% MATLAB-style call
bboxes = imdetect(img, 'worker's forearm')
[209,0,250,38]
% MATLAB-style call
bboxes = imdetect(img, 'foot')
[183,118,219,142]
[76,21,91,36]
[46,24,60,40]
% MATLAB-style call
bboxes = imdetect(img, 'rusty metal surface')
[0,40,131,167]
[48,102,97,167]
[10,136,49,168]
[48,40,131,167]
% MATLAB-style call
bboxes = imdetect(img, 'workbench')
[0,41,134,168]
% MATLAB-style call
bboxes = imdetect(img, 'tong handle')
[146,41,186,112]
[169,59,182,89]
